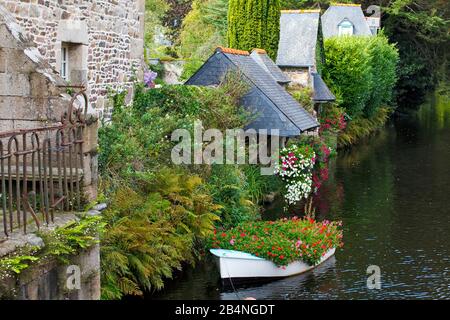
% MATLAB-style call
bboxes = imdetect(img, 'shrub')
[287,85,314,114]
[99,74,277,298]
[99,74,249,178]
[323,34,399,146]
[101,169,220,299]
[323,36,373,117]
[178,0,228,80]
[364,34,399,117]
[227,0,281,59]
[338,107,393,148]
[207,164,259,228]
[318,103,347,134]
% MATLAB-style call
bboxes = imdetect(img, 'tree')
[227,0,281,59]
[178,0,228,79]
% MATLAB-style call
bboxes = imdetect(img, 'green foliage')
[99,73,249,178]
[99,74,279,298]
[364,33,399,116]
[287,85,314,114]
[207,164,259,228]
[0,253,39,275]
[100,170,220,299]
[338,107,392,148]
[315,16,325,75]
[227,0,281,59]
[323,34,399,118]
[144,0,171,57]
[322,31,399,147]
[179,0,228,79]
[323,36,373,117]
[39,215,105,263]
[383,0,449,106]
[0,215,104,281]
[242,165,283,205]
[279,0,335,9]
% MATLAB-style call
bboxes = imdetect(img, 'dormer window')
[338,19,354,36]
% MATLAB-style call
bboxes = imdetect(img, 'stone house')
[0,0,145,119]
[276,9,323,88]
[0,5,100,241]
[321,3,374,38]
[276,10,335,111]
[186,47,319,139]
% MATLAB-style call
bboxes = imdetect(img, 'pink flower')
[229,239,235,245]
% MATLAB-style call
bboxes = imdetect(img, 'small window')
[338,19,354,36]
[370,26,378,35]
[60,45,69,81]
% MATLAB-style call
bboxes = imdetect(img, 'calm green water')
[152,91,450,300]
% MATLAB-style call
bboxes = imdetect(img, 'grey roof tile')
[312,72,336,102]
[185,48,319,136]
[250,50,291,83]
[276,11,320,67]
[321,4,372,38]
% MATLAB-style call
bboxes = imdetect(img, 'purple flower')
[144,70,158,88]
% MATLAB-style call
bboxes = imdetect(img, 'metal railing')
[1,91,88,238]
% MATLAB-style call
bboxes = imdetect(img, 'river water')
[152,91,450,300]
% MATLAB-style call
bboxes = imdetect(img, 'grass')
[338,107,393,148]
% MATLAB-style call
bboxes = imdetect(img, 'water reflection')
[152,91,450,300]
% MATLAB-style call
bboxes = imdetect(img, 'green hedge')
[227,0,281,59]
[323,34,399,118]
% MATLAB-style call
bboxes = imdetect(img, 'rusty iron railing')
[0,91,88,238]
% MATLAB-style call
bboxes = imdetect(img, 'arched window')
[338,19,354,36]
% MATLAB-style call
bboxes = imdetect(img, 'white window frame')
[60,45,69,81]
[338,19,354,36]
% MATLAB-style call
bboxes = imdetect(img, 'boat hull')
[210,248,335,280]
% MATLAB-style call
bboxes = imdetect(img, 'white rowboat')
[210,248,336,280]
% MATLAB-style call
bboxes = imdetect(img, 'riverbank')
[150,89,450,299]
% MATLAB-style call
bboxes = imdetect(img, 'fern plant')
[100,169,220,299]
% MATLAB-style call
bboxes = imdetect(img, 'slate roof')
[250,49,291,84]
[312,72,335,102]
[276,10,320,67]
[321,4,372,38]
[185,47,319,136]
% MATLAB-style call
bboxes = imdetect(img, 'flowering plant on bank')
[207,217,343,266]
[144,70,158,88]
[309,138,333,192]
[275,144,316,205]
[319,106,347,134]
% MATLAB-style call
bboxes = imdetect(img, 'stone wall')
[0,6,98,201]
[0,244,101,300]
[0,212,102,300]
[1,0,145,119]
[0,5,68,130]
[281,67,311,88]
